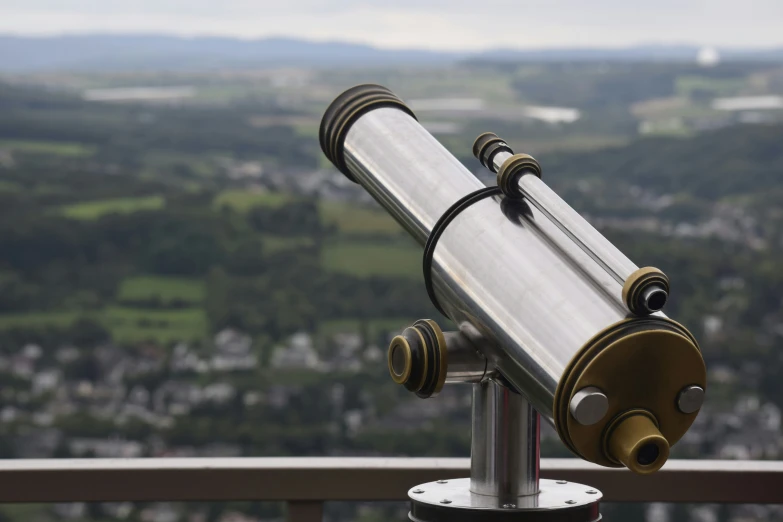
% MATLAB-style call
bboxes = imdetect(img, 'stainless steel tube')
[443,331,492,384]
[470,381,539,497]
[344,106,629,420]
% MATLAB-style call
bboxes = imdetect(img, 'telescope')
[320,85,706,522]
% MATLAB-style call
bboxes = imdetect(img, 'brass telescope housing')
[320,84,706,477]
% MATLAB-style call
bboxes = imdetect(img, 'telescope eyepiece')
[605,410,670,475]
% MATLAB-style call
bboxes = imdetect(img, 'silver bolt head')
[503,504,516,509]
[556,480,568,485]
[586,490,598,495]
[412,489,424,494]
[436,480,448,484]
[440,499,452,504]
[677,385,705,414]
[566,500,577,505]
[569,387,609,426]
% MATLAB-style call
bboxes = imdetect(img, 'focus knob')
[388,319,447,399]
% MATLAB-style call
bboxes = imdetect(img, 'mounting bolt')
[677,385,705,414]
[556,480,568,485]
[440,499,452,504]
[436,480,448,484]
[412,489,424,494]
[566,500,577,505]
[503,504,516,509]
[569,386,609,426]
[586,490,598,495]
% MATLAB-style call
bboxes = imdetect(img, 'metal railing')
[0,458,779,521]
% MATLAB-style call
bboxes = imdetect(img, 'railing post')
[287,501,323,522]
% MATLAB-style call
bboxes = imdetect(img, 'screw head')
[677,385,705,414]
[412,489,424,494]
[586,490,598,495]
[566,500,577,505]
[440,499,452,504]
[436,480,448,484]
[556,480,568,485]
[503,504,516,509]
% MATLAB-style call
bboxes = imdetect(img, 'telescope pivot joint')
[388,320,492,398]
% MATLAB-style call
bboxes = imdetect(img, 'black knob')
[472,132,513,173]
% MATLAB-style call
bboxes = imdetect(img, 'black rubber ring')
[402,327,425,393]
[483,142,513,173]
[415,321,440,399]
[472,132,499,160]
[319,85,391,161]
[476,137,505,168]
[320,84,416,182]
[423,186,503,316]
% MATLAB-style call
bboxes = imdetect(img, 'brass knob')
[386,319,447,398]
[388,335,413,385]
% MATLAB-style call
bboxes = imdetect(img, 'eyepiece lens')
[637,443,660,466]
[391,344,407,377]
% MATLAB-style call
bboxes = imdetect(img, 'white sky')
[0,0,782,51]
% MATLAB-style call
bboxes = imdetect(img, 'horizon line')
[1,32,782,54]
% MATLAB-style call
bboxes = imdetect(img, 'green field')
[213,189,295,212]
[675,75,747,97]
[0,311,82,329]
[0,181,21,192]
[0,139,96,157]
[319,201,402,235]
[61,195,165,220]
[102,306,207,343]
[117,275,205,304]
[262,235,315,252]
[321,240,421,279]
[0,306,207,344]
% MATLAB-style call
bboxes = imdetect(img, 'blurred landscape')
[1,35,783,522]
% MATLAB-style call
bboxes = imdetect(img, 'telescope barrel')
[320,85,706,474]
[330,92,626,419]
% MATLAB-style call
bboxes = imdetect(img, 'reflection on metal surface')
[470,381,539,498]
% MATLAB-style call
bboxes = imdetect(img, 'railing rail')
[0,458,779,521]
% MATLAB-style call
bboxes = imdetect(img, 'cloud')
[0,0,782,50]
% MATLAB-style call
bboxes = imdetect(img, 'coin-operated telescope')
[320,85,706,522]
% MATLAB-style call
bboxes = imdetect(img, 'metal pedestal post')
[408,381,602,522]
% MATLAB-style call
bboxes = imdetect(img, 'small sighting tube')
[471,380,540,497]
[484,143,668,314]
[501,149,637,284]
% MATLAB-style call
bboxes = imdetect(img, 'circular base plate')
[409,478,601,522]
